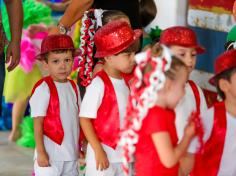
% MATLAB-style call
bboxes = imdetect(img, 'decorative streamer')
[119,45,172,175]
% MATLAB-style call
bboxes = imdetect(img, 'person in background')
[0,0,23,116]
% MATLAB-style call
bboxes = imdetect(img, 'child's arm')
[179,153,195,176]
[4,0,23,71]
[80,117,109,171]
[34,117,50,167]
[44,1,71,12]
[48,0,93,34]
[151,122,195,168]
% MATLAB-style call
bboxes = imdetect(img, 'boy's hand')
[95,148,109,171]
[48,26,60,35]
[27,24,47,38]
[5,41,20,72]
[37,151,50,167]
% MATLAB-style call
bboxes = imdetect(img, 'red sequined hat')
[160,26,205,54]
[36,34,79,60]
[94,20,142,58]
[209,50,236,85]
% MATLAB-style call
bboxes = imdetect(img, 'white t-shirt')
[175,82,207,141]
[30,81,81,161]
[189,107,236,176]
[79,76,129,163]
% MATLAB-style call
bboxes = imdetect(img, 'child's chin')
[122,68,133,74]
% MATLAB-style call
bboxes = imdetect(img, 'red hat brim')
[194,45,205,54]
[36,48,81,61]
[164,42,205,54]
[94,29,142,58]
[209,75,216,86]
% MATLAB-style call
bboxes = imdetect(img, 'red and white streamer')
[77,9,96,87]
[119,45,172,175]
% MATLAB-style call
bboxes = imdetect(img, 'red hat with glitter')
[36,34,79,60]
[94,20,142,58]
[209,50,236,85]
[159,26,205,54]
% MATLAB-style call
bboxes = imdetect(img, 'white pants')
[34,160,78,176]
[85,162,133,176]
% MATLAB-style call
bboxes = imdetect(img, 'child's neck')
[225,96,236,118]
[51,75,68,83]
[155,96,168,109]
[103,65,122,79]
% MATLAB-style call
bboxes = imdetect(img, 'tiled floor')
[0,132,34,176]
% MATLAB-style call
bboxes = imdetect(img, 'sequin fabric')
[209,50,236,85]
[214,50,236,75]
[160,26,205,54]
[37,34,77,60]
[94,21,142,58]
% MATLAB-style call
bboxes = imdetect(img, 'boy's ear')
[104,56,112,62]
[219,79,230,94]
[42,60,49,71]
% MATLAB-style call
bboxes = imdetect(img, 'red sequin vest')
[93,70,129,149]
[31,76,79,145]
[188,80,200,114]
[191,101,226,176]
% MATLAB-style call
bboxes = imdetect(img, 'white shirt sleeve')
[188,107,214,153]
[29,82,50,118]
[79,77,104,119]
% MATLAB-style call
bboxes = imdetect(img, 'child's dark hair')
[139,0,157,27]
[224,41,235,51]
[42,49,74,62]
[102,10,129,26]
[214,67,236,99]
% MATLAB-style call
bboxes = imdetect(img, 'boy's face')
[109,52,136,74]
[170,45,197,75]
[224,72,236,100]
[43,51,73,82]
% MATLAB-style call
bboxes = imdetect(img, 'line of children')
[79,20,142,176]
[30,8,236,176]
[30,34,81,176]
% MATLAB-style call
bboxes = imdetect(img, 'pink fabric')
[20,31,47,73]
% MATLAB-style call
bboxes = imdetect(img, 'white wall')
[145,0,188,32]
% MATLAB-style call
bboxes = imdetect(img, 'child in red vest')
[188,50,236,176]
[79,20,142,176]
[30,34,81,176]
[160,26,207,141]
[159,27,208,174]
[119,44,196,176]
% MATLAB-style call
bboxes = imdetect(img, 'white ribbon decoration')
[119,45,172,176]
